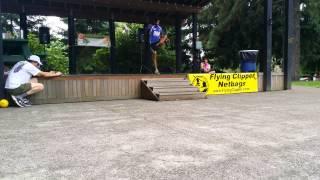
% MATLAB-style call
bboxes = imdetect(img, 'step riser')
[147,82,191,87]
[153,88,199,93]
[152,85,195,89]
[156,92,206,96]
[159,94,207,101]
[142,78,186,82]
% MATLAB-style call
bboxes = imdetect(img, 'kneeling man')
[5,55,62,107]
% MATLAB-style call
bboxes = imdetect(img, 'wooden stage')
[30,74,186,104]
[30,73,285,105]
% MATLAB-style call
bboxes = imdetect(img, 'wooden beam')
[2,1,182,25]
[192,13,199,73]
[19,13,28,39]
[109,19,117,74]
[143,24,152,74]
[24,0,201,14]
[0,1,5,99]
[175,16,182,73]
[68,13,76,74]
[284,0,294,90]
[263,0,272,91]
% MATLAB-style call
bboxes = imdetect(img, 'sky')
[44,16,67,38]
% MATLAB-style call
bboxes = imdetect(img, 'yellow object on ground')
[0,99,9,108]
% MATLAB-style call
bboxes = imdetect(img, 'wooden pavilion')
[0,0,296,102]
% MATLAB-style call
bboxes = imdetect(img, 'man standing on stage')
[149,18,167,75]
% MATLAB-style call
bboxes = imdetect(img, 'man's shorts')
[150,41,160,52]
[6,83,32,96]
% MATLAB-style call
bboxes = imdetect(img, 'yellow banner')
[188,73,258,95]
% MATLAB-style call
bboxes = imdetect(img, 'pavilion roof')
[1,0,210,25]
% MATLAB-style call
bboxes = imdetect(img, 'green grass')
[292,81,320,88]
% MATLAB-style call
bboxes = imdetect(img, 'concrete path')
[1,86,320,179]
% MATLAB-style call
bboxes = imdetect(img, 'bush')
[46,41,69,74]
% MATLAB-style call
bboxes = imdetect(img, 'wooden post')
[109,19,116,74]
[143,23,152,74]
[192,13,199,73]
[284,0,294,90]
[19,13,28,39]
[175,16,182,73]
[0,1,4,98]
[68,13,76,74]
[263,0,272,91]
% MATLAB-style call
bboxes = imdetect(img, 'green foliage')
[28,33,44,55]
[45,41,69,74]
[115,23,142,73]
[76,47,110,74]
[159,27,176,72]
[158,46,176,73]
[28,33,69,74]
[198,0,289,71]
[293,81,320,88]
[300,0,320,75]
[115,23,175,74]
[199,0,320,75]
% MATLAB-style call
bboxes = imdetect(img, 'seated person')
[5,55,62,107]
[200,57,215,73]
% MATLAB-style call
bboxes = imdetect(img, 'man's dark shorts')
[6,83,32,96]
[150,41,160,52]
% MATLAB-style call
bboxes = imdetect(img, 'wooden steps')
[141,78,207,101]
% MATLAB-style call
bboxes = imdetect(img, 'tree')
[198,0,303,75]
[0,14,45,36]
[300,0,320,75]
[199,0,266,70]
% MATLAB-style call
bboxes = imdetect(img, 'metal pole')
[192,13,199,73]
[263,0,272,91]
[0,1,5,99]
[284,0,294,90]
[19,13,28,39]
[68,13,76,74]
[175,16,182,73]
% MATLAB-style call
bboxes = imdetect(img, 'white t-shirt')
[5,61,41,89]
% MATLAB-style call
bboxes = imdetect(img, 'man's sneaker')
[155,69,160,75]
[11,95,25,107]
[22,98,32,107]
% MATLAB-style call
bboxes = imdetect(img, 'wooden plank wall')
[30,73,284,105]
[30,74,186,104]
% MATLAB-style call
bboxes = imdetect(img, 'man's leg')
[152,50,160,74]
[10,79,44,107]
[18,82,43,107]
[26,78,44,96]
